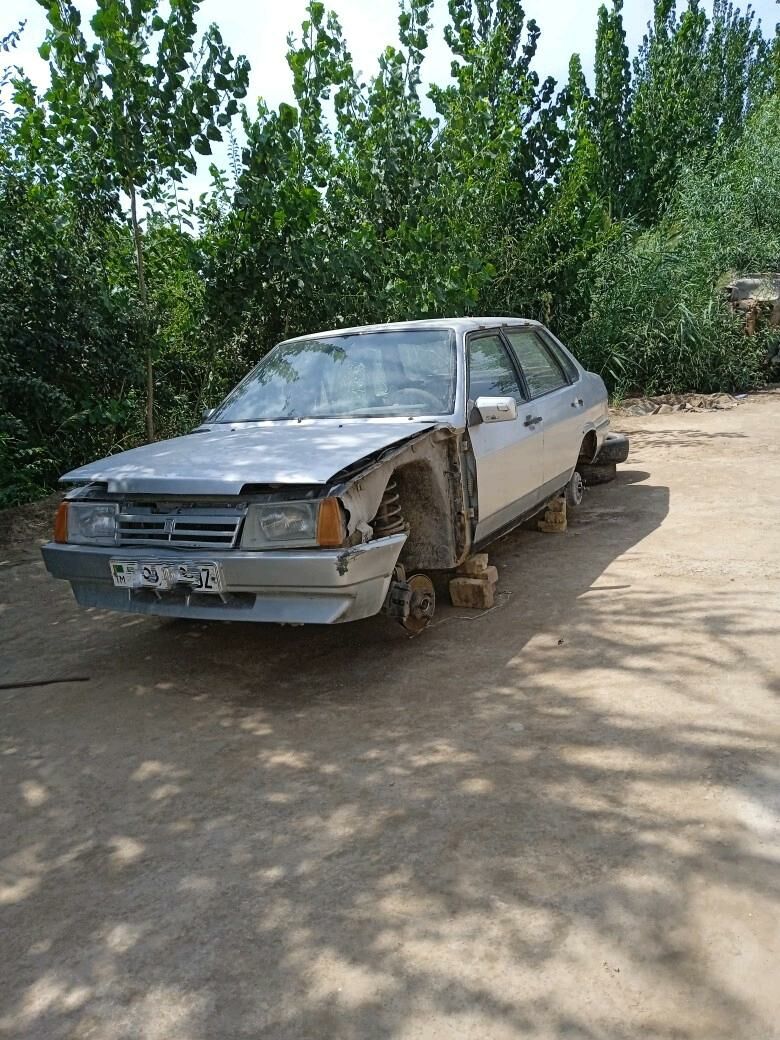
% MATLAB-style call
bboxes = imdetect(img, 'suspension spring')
[372,478,405,537]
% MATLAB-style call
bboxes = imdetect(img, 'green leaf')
[278,102,298,128]
[193,136,212,155]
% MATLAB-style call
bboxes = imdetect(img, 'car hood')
[61,421,441,496]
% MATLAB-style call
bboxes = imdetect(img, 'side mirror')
[202,408,215,422]
[473,396,518,424]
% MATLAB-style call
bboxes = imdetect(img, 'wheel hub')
[567,470,584,507]
[402,573,436,635]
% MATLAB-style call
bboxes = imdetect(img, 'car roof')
[282,317,544,343]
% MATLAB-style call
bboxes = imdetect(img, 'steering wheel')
[393,387,442,408]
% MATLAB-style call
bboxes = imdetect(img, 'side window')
[504,330,568,397]
[468,334,524,402]
[540,332,579,383]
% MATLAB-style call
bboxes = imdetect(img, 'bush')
[569,97,780,395]
[0,175,142,503]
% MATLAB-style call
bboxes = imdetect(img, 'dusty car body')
[42,318,619,630]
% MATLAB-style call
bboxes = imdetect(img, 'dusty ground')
[1,394,779,1040]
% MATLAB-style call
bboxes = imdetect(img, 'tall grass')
[567,97,780,396]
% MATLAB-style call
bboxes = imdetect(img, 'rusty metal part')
[401,573,436,635]
[372,478,405,537]
[383,563,411,619]
[385,580,411,618]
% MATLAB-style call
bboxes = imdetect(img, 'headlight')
[241,499,345,549]
[62,502,118,545]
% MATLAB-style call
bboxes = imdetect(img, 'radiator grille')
[117,506,245,550]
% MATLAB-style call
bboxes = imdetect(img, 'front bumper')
[41,534,407,624]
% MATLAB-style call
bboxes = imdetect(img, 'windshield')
[211,329,457,422]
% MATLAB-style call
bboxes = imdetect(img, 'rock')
[538,520,567,533]
[449,576,497,609]
[546,496,566,515]
[617,392,741,416]
[457,553,490,577]
[538,496,567,533]
[711,393,737,409]
[727,273,780,303]
[620,398,657,416]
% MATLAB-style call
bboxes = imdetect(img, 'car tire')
[565,470,584,508]
[594,432,629,465]
[578,461,617,486]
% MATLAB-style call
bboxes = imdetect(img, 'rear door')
[467,331,544,542]
[503,327,583,487]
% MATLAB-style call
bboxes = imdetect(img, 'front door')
[467,332,544,542]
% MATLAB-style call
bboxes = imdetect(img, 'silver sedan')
[43,318,627,632]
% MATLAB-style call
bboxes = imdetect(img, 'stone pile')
[449,553,499,609]
[617,393,739,416]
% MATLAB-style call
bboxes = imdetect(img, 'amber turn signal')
[316,498,345,547]
[54,501,69,543]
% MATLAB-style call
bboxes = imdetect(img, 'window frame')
[536,328,581,385]
[501,325,572,400]
[466,329,528,406]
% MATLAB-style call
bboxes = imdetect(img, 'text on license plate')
[110,560,223,593]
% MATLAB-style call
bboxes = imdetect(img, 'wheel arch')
[391,459,459,571]
[578,429,599,464]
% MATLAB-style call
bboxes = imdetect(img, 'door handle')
[571,398,584,408]
[524,414,543,427]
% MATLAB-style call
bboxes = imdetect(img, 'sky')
[3,0,777,196]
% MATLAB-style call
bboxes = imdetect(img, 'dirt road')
[2,394,779,1040]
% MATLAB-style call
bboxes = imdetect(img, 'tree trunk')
[128,183,154,441]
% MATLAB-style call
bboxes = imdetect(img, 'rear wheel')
[565,470,584,508]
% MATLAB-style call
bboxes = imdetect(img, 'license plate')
[110,560,223,594]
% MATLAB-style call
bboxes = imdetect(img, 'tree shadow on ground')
[2,472,779,1039]
[617,427,748,453]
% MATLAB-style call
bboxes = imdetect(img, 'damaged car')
[42,318,628,632]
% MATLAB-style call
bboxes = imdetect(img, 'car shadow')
[4,469,669,689]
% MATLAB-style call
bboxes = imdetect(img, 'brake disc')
[402,573,436,635]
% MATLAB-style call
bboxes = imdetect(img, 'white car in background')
[43,318,628,632]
